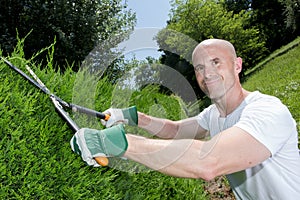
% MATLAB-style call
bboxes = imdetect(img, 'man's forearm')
[137,112,207,139]
[137,112,178,138]
[123,133,205,178]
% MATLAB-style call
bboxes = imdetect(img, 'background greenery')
[1,0,300,78]
[0,0,135,71]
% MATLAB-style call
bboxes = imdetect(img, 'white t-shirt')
[196,91,300,199]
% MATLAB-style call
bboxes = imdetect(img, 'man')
[71,39,300,199]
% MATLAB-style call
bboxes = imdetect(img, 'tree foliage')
[250,0,290,52]
[222,0,252,13]
[0,0,136,70]
[167,0,267,69]
[279,0,300,35]
[223,0,300,52]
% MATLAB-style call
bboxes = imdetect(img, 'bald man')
[72,39,300,199]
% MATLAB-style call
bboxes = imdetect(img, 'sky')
[126,0,171,28]
[118,0,172,60]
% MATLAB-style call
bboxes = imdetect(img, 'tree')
[223,0,300,52]
[222,0,252,13]
[156,0,267,98]
[279,0,300,35]
[250,0,290,52]
[0,0,136,70]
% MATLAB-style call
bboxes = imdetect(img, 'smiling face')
[192,39,242,101]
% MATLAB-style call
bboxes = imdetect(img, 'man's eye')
[195,65,205,72]
[212,60,219,66]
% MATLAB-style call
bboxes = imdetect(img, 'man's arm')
[124,126,271,181]
[101,107,208,139]
[138,112,208,139]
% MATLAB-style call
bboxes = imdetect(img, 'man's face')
[192,44,240,101]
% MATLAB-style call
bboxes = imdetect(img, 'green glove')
[70,124,128,167]
[101,106,138,127]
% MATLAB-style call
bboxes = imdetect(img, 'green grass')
[1,36,299,199]
[245,36,300,76]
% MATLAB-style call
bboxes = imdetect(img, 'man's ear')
[235,57,243,73]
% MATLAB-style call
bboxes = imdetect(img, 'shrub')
[0,43,208,199]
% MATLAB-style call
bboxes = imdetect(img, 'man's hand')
[101,106,138,127]
[70,124,128,167]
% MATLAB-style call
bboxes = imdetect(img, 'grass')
[0,36,299,199]
[244,36,300,76]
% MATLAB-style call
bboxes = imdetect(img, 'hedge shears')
[1,57,110,166]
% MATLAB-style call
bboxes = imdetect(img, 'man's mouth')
[204,77,221,86]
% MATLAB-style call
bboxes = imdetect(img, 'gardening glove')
[101,106,138,127]
[70,124,128,167]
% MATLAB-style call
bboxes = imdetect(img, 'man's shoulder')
[245,91,282,105]
[243,91,293,121]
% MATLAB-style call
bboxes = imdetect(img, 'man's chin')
[207,91,226,101]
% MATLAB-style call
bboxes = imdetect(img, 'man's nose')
[203,66,216,78]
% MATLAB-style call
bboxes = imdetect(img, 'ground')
[204,176,235,200]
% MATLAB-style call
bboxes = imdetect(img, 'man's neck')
[213,88,249,117]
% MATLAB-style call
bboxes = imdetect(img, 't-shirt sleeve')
[234,98,296,156]
[196,105,214,131]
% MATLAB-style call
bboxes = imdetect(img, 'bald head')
[192,39,237,64]
[191,39,244,101]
